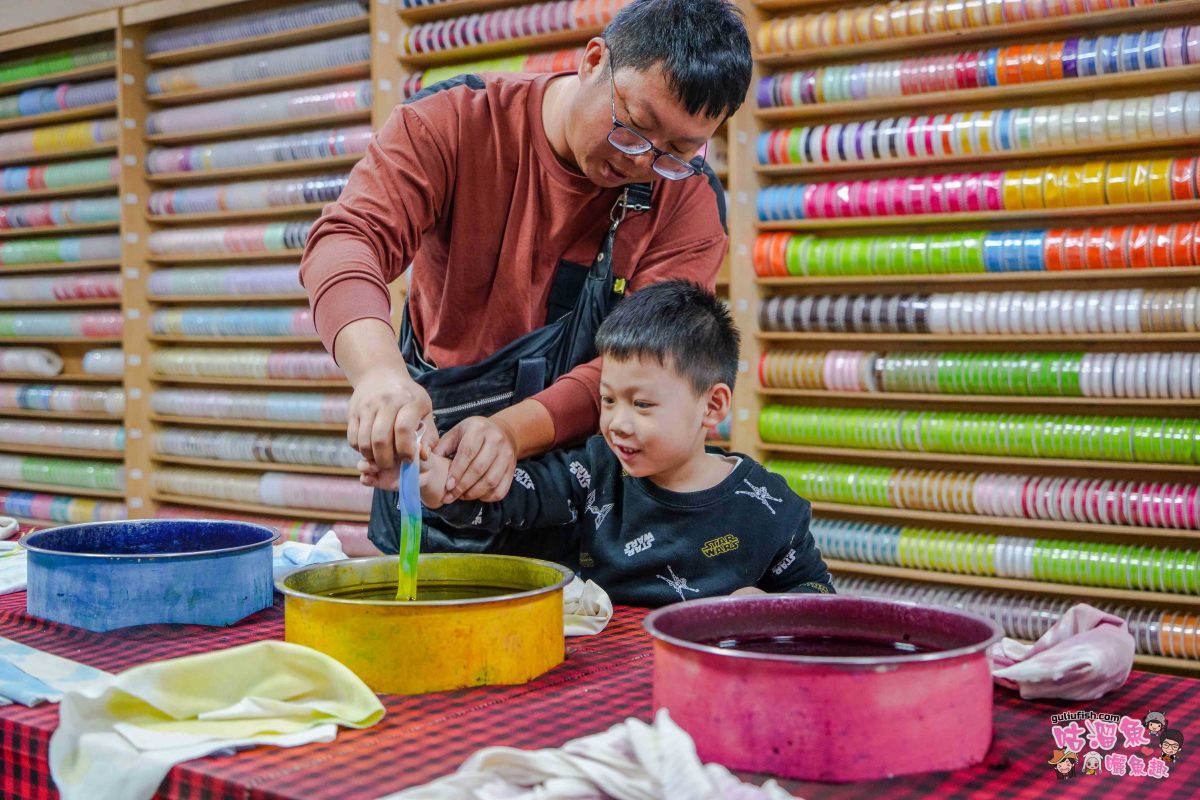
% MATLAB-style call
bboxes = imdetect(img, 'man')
[300,0,751,556]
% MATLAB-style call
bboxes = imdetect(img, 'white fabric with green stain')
[50,640,385,800]
[379,708,797,800]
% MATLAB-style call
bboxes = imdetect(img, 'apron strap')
[624,181,653,212]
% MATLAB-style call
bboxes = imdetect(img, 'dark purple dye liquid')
[699,633,935,657]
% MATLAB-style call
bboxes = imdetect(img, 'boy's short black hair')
[1161,729,1184,745]
[603,0,752,121]
[595,279,740,394]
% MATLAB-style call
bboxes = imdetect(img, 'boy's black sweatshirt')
[433,436,834,607]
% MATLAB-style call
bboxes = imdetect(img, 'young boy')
[367,280,833,606]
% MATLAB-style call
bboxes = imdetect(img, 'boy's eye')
[600,396,614,405]
[634,400,654,409]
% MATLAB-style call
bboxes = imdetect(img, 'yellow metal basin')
[276,554,573,695]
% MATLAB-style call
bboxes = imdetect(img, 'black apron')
[367,184,653,563]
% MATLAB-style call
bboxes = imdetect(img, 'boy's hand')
[418,450,452,509]
[357,441,449,497]
[731,586,767,598]
[357,458,398,490]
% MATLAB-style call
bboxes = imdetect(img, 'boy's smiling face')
[599,355,727,482]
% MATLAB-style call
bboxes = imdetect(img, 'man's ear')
[579,37,606,82]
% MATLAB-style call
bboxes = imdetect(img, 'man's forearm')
[491,398,556,460]
[334,318,409,387]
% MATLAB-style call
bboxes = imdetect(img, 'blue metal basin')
[23,519,276,632]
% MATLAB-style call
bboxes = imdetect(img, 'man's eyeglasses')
[606,58,702,181]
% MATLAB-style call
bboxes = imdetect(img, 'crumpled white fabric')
[0,517,18,540]
[377,708,797,800]
[272,530,347,580]
[0,539,26,597]
[992,603,1135,701]
[563,577,612,637]
[50,640,385,800]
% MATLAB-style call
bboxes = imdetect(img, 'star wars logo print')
[734,479,782,514]
[657,565,700,601]
[514,468,535,491]
[771,549,797,575]
[624,532,655,556]
[585,490,613,530]
[701,534,740,558]
[569,460,590,489]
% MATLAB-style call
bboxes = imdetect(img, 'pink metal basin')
[643,594,1003,782]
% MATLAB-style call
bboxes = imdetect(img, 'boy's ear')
[702,383,732,429]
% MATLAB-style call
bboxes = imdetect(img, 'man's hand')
[731,586,767,598]
[346,366,436,469]
[434,416,518,504]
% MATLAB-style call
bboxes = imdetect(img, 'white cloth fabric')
[0,540,25,596]
[0,635,110,707]
[50,640,386,800]
[272,530,347,580]
[563,577,613,637]
[992,603,1135,701]
[378,708,797,800]
[0,516,18,540]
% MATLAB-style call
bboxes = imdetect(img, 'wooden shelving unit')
[753,0,1200,67]
[760,388,1200,414]
[0,101,118,133]
[0,0,1193,674]
[115,0,372,528]
[0,407,121,423]
[144,109,371,146]
[0,180,119,203]
[143,154,362,185]
[758,63,1200,124]
[758,200,1200,232]
[147,203,327,224]
[0,221,119,238]
[825,559,1200,610]
[0,298,121,310]
[0,441,123,460]
[0,61,117,94]
[758,442,1200,478]
[144,249,305,264]
[397,27,605,69]
[149,292,309,304]
[0,143,116,168]
[146,61,371,105]
[738,0,1200,674]
[0,259,119,275]
[150,414,345,432]
[0,479,124,500]
[0,9,126,528]
[152,454,359,476]
[152,491,370,523]
[756,134,1200,179]
[805,501,1200,545]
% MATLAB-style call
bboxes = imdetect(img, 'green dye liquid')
[395,513,421,601]
[324,581,526,602]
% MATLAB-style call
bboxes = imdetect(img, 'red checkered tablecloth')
[1,590,1198,799]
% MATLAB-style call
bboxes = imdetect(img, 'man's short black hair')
[1162,729,1184,745]
[603,0,752,121]
[595,279,740,394]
